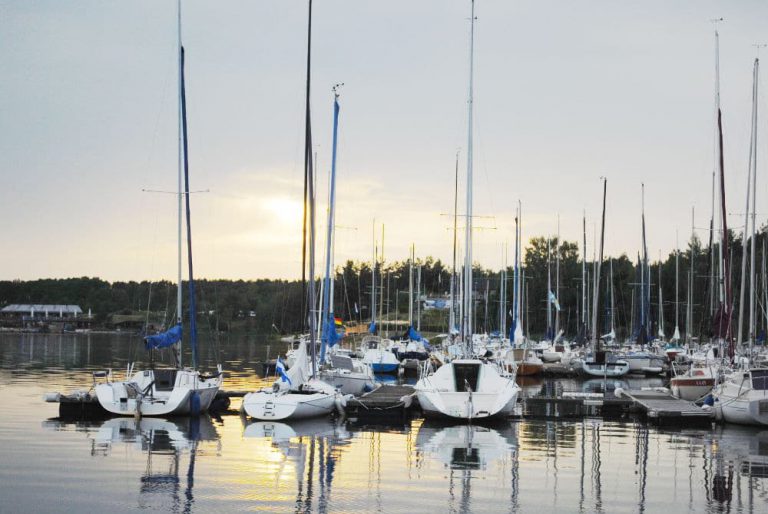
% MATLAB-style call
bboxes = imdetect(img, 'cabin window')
[453,363,480,392]
[752,370,768,391]
[153,370,178,391]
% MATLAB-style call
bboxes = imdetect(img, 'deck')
[622,389,713,426]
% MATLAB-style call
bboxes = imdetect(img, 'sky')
[1,0,767,282]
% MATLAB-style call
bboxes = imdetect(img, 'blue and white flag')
[548,291,561,312]
[276,356,291,385]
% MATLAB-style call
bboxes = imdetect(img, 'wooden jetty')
[523,392,631,419]
[344,384,416,423]
[621,389,713,426]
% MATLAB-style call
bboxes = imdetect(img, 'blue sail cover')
[408,326,423,341]
[368,321,377,334]
[322,315,342,347]
[145,323,182,350]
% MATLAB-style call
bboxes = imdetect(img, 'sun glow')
[262,196,303,226]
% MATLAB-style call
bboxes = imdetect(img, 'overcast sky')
[1,0,767,282]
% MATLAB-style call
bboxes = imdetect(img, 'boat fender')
[334,395,346,415]
[400,395,413,408]
[43,392,61,403]
[189,391,201,416]
[703,394,715,407]
[614,387,625,398]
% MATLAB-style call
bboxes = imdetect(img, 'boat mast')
[303,0,319,376]
[609,259,615,335]
[450,151,460,334]
[658,251,664,340]
[581,213,587,340]
[179,43,197,370]
[748,57,760,354]
[546,238,552,341]
[713,28,734,358]
[591,179,607,350]
[176,0,183,368]
[319,85,342,362]
[673,235,680,342]
[461,0,476,353]
[555,214,560,338]
[409,244,414,327]
[371,220,376,333]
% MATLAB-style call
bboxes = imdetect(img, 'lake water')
[1,332,766,513]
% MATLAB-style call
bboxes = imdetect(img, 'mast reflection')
[242,417,352,513]
[43,416,218,512]
[415,422,519,512]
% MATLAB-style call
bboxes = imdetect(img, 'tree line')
[1,227,766,341]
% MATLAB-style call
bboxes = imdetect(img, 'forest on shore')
[2,228,766,342]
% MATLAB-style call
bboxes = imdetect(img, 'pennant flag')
[276,356,291,385]
[548,291,561,312]
[334,317,344,327]
[354,302,359,314]
[145,323,182,350]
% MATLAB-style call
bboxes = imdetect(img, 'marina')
[3,332,768,513]
[4,0,768,512]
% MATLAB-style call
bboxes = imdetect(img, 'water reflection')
[43,416,218,512]
[415,422,520,512]
[242,417,353,513]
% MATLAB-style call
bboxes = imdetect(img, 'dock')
[523,392,632,419]
[344,384,416,423]
[621,389,713,426]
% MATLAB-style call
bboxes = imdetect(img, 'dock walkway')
[622,389,713,426]
[344,384,416,422]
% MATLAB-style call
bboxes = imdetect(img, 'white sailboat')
[94,1,222,417]
[242,0,338,421]
[714,53,768,426]
[415,0,520,421]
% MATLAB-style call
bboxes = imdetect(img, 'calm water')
[1,332,767,513]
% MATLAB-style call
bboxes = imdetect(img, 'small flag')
[548,291,561,312]
[354,302,359,314]
[334,317,343,327]
[276,356,291,385]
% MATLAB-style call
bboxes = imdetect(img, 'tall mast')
[546,238,552,340]
[609,259,615,334]
[461,0,476,350]
[581,213,587,338]
[499,245,506,337]
[450,151,460,333]
[673,235,680,342]
[748,57,760,351]
[555,214,560,338]
[408,244,414,326]
[319,86,342,362]
[712,28,734,357]
[639,185,646,345]
[371,220,376,331]
[591,179,607,349]
[658,253,664,339]
[689,206,695,341]
[176,0,183,367]
[302,0,318,376]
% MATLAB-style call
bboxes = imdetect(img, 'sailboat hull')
[415,359,520,420]
[95,369,221,417]
[242,390,336,421]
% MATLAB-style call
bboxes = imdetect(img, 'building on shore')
[0,304,92,332]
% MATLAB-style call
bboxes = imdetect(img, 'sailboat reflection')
[44,416,218,511]
[242,417,353,512]
[415,422,519,510]
[688,426,768,508]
